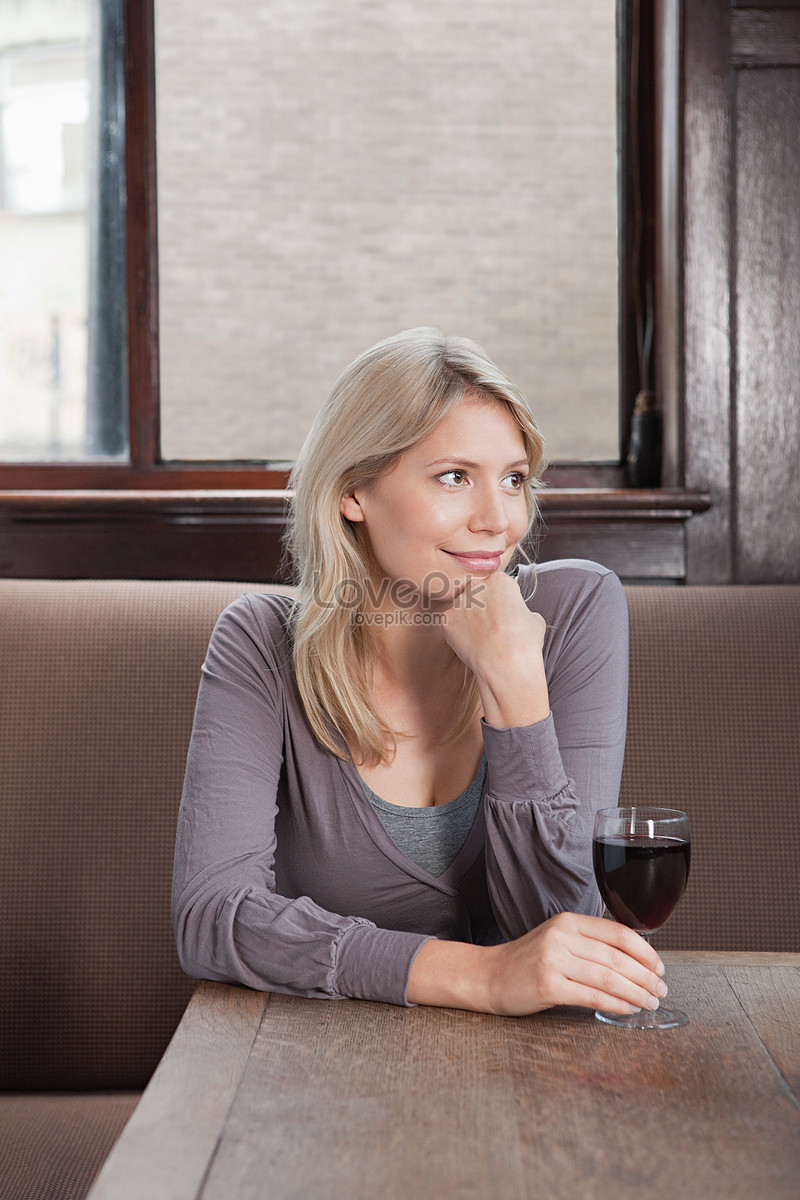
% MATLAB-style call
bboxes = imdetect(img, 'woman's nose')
[467,487,510,534]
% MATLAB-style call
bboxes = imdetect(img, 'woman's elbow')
[172,889,220,980]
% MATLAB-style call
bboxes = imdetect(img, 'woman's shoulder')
[515,558,626,622]
[209,589,296,665]
[217,587,295,623]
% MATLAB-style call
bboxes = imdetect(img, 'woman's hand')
[442,570,550,728]
[480,913,667,1016]
[408,913,667,1017]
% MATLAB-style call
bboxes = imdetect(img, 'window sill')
[0,487,711,582]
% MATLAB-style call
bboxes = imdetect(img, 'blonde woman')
[172,328,667,1018]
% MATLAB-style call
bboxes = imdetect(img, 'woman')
[172,328,667,1017]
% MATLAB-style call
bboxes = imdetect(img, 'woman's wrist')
[477,659,551,729]
[406,938,498,1013]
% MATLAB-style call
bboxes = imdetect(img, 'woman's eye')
[438,469,467,487]
[505,471,528,489]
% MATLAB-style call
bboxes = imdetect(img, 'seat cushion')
[0,1092,139,1200]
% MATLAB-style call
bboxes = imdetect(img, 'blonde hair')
[285,327,545,765]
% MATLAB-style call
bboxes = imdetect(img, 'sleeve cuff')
[333,922,434,1006]
[481,713,569,804]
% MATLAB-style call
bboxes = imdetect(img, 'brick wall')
[156,0,618,463]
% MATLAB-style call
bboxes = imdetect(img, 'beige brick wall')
[156,0,618,463]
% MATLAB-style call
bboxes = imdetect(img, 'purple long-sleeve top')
[171,559,629,1005]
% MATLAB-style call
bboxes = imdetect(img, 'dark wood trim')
[732,15,800,581]
[542,462,626,488]
[0,488,711,583]
[0,464,292,489]
[654,0,683,488]
[539,488,710,519]
[731,10,800,67]
[123,0,160,468]
[0,458,648,492]
[732,0,800,8]
[0,487,711,519]
[618,0,638,461]
[682,0,734,583]
[618,0,659,468]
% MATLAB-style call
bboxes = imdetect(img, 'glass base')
[594,1006,689,1029]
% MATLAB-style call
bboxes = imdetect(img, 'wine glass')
[592,806,691,1028]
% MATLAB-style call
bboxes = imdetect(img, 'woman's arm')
[445,569,552,729]
[171,595,430,1004]
[445,563,630,938]
[416,564,665,1017]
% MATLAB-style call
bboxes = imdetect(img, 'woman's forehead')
[409,397,527,457]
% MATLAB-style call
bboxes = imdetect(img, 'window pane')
[157,0,618,464]
[0,0,128,462]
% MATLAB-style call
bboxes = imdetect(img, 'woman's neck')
[369,618,462,693]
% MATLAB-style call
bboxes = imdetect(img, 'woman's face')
[340,396,530,607]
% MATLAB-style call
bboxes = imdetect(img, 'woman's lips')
[443,550,504,573]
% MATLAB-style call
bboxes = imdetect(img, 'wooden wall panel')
[680,1,800,582]
[682,0,734,582]
[735,66,800,582]
[732,10,800,65]
[0,489,709,584]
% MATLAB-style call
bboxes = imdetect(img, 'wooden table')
[89,953,800,1200]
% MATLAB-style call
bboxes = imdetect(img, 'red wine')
[593,835,691,932]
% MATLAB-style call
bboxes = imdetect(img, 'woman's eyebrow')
[425,457,529,471]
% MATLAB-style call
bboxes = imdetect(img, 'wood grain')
[192,963,800,1200]
[0,488,709,584]
[682,0,734,582]
[87,983,268,1200]
[732,10,800,66]
[90,960,800,1200]
[661,951,800,966]
[723,964,800,1099]
[734,64,800,582]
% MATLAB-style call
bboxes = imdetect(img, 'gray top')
[172,559,629,1007]
[361,757,487,878]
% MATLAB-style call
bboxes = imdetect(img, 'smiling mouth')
[443,549,505,571]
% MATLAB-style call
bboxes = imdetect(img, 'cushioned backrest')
[0,580,292,1091]
[2,580,798,1092]
[621,586,800,951]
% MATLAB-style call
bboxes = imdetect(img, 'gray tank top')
[360,757,487,877]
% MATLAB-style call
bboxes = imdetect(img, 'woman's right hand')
[407,913,667,1017]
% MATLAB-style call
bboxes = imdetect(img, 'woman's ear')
[340,492,365,523]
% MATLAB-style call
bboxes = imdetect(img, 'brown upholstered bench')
[0,581,288,1200]
[0,578,798,1200]
[621,585,800,953]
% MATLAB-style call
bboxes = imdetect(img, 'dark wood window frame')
[0,0,710,583]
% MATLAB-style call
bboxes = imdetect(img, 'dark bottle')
[627,390,662,488]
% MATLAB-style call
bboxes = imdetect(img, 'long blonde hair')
[285,327,545,764]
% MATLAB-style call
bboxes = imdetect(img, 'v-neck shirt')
[172,559,630,1008]
[360,756,488,878]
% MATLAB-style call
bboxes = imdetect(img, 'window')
[0,2,705,584]
[0,0,127,464]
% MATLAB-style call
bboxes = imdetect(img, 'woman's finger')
[544,979,647,1016]
[564,953,668,1012]
[567,912,665,974]
[569,932,666,999]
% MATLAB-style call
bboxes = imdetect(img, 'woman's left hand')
[442,570,551,728]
